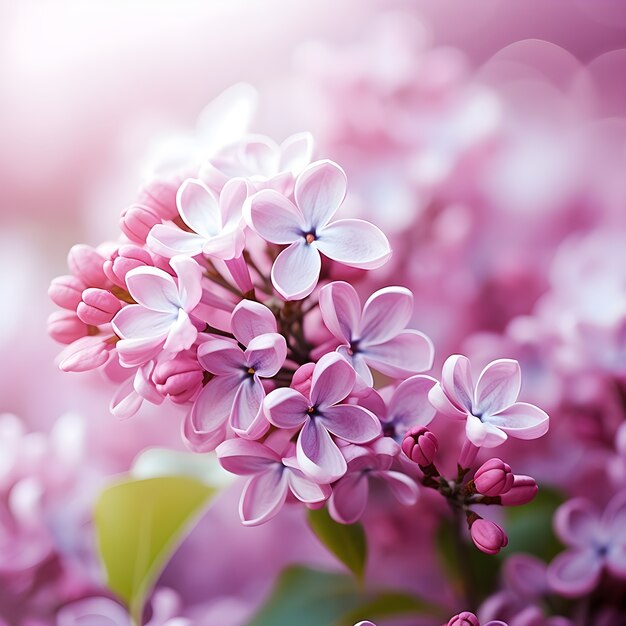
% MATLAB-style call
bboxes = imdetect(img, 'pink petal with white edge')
[240,470,289,526]
[280,132,313,176]
[363,330,434,378]
[388,375,438,431]
[231,300,277,345]
[148,224,206,258]
[264,387,310,429]
[112,305,173,339]
[162,309,198,354]
[219,177,247,227]
[298,418,347,483]
[310,352,356,410]
[294,159,346,229]
[245,333,287,377]
[466,415,508,448]
[109,378,143,419]
[216,438,280,475]
[177,179,221,238]
[377,471,419,506]
[360,287,413,345]
[547,549,602,597]
[318,281,361,343]
[316,219,391,270]
[197,338,244,375]
[202,230,245,261]
[474,359,522,417]
[441,354,474,413]
[287,468,331,504]
[428,383,468,420]
[320,405,381,444]
[487,402,549,440]
[553,498,600,547]
[115,336,165,368]
[244,189,304,244]
[125,267,180,313]
[230,378,270,439]
[271,240,321,300]
[329,472,369,524]
[170,256,203,310]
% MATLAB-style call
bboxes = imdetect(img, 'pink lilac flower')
[147,177,246,260]
[547,492,626,597]
[469,517,509,555]
[263,352,381,483]
[473,458,514,497]
[401,427,438,467]
[329,438,419,524]
[319,280,434,386]
[428,355,549,447]
[244,159,391,299]
[111,256,204,367]
[216,438,330,526]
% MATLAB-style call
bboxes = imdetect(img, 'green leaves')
[245,566,438,626]
[94,475,215,625]
[307,507,367,582]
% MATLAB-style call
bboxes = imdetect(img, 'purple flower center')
[304,231,317,244]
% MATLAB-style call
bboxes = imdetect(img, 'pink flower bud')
[103,245,153,287]
[153,357,204,404]
[67,244,108,288]
[447,612,480,626]
[77,289,122,326]
[401,427,438,466]
[136,177,182,220]
[499,475,538,506]
[469,517,508,555]
[474,458,514,496]
[291,362,315,396]
[47,311,89,344]
[120,204,162,244]
[458,440,479,469]
[48,275,86,310]
[57,336,112,372]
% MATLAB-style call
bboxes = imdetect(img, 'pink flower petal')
[147,224,206,258]
[315,219,391,270]
[329,472,369,524]
[377,470,419,506]
[297,418,347,483]
[216,438,280,475]
[318,281,361,343]
[487,402,549,440]
[388,375,438,432]
[245,333,287,377]
[230,378,270,439]
[125,267,180,313]
[197,338,245,375]
[112,305,173,339]
[271,240,321,300]
[428,382,469,420]
[310,353,356,410]
[264,387,310,429]
[294,159,346,229]
[240,470,289,526]
[606,543,626,578]
[337,346,373,387]
[474,359,522,417]
[441,354,474,413]
[239,137,279,177]
[162,309,198,354]
[279,132,313,176]
[287,468,330,504]
[547,549,602,597]
[466,415,508,448]
[244,189,304,244]
[360,287,413,345]
[231,300,277,345]
[115,336,165,368]
[170,256,203,311]
[362,330,434,378]
[177,178,222,238]
[320,405,381,444]
[219,177,247,227]
[554,498,601,547]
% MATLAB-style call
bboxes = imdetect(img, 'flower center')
[247,367,255,375]
[347,340,360,356]
[305,232,316,244]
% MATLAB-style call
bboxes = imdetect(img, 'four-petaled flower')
[319,280,434,386]
[245,160,391,300]
[428,355,549,448]
[263,352,381,483]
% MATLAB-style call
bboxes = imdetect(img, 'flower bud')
[47,311,89,344]
[136,177,181,220]
[469,517,508,555]
[291,362,315,397]
[474,458,514,496]
[401,427,438,466]
[48,275,86,310]
[67,244,108,288]
[499,475,538,506]
[120,204,162,244]
[153,357,204,404]
[57,336,112,372]
[77,289,122,326]
[103,245,153,287]
[447,612,479,626]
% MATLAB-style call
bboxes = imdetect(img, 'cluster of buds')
[356,613,507,626]
[48,114,549,528]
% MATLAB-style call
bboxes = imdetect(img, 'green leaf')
[504,484,565,560]
[246,566,362,626]
[94,475,215,625]
[307,507,367,582]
